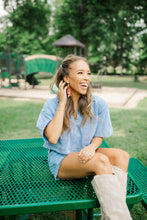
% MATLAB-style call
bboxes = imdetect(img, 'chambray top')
[37,95,113,154]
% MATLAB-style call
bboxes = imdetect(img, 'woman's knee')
[113,149,130,163]
[92,153,112,174]
[111,149,130,171]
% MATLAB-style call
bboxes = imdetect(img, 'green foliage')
[0,32,7,52]
[135,34,147,73]
[0,0,147,73]
[53,0,147,74]
[86,0,146,73]
[8,1,50,36]
[53,0,90,56]
[2,0,54,55]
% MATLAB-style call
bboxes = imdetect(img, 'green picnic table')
[0,138,143,220]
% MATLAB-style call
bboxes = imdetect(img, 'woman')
[37,54,132,219]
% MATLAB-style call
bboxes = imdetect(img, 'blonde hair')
[51,54,93,133]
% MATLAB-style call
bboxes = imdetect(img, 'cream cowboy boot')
[111,166,128,201]
[100,166,128,219]
[91,174,132,220]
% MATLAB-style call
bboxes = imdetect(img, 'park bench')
[0,138,146,220]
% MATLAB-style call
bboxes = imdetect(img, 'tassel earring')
[67,84,71,97]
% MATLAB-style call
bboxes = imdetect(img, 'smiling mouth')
[80,84,88,88]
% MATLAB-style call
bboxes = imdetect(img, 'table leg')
[88,209,93,220]
[9,216,15,220]
[76,210,83,220]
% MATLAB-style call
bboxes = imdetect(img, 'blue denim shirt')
[37,95,113,154]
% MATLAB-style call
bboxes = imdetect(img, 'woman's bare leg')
[57,148,132,219]
[97,148,130,172]
[57,151,112,179]
[57,148,130,179]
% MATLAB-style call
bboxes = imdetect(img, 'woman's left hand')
[78,145,95,163]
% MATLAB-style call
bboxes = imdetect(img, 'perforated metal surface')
[0,138,142,216]
[128,158,147,209]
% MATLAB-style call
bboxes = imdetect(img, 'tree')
[2,0,53,55]
[134,33,147,75]
[53,0,90,57]
[86,0,147,73]
[53,0,147,74]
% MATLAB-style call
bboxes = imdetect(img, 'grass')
[1,97,147,165]
[0,97,147,219]
[0,99,44,140]
[107,98,147,166]
[35,74,147,90]
[91,75,147,90]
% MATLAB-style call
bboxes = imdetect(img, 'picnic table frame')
[0,138,143,220]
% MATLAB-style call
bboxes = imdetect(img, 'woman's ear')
[63,76,69,83]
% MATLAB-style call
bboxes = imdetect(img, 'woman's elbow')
[44,127,59,144]
[48,137,58,145]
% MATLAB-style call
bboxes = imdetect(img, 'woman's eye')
[78,72,83,74]
[88,72,91,75]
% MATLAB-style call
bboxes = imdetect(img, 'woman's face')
[66,60,91,97]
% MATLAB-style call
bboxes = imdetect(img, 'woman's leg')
[112,165,128,200]
[92,174,132,220]
[57,151,112,179]
[57,151,112,219]
[97,148,131,219]
[98,148,129,198]
[57,148,132,220]
[57,148,130,179]
[97,148,130,172]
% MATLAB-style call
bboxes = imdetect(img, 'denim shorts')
[48,150,67,180]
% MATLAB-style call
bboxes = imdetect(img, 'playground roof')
[52,34,85,48]
[24,54,61,62]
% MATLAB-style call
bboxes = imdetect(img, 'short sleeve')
[36,98,57,141]
[93,96,113,138]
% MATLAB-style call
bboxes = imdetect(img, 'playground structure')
[0,35,86,89]
[0,52,62,89]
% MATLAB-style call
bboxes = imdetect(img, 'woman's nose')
[83,73,91,80]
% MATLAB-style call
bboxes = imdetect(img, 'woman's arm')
[44,81,67,144]
[90,137,103,150]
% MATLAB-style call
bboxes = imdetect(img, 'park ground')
[0,75,147,219]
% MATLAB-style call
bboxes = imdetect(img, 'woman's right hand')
[58,81,68,106]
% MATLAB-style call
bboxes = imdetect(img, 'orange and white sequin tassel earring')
[67,84,71,97]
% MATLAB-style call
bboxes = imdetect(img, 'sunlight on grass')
[111,129,126,137]
[91,75,147,90]
[0,97,146,165]
[107,98,147,166]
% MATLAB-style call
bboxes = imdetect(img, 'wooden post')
[56,47,59,70]
[74,47,77,55]
[17,44,20,88]
[7,44,11,88]
[62,47,65,58]
[80,48,82,56]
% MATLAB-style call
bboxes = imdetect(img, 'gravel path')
[0,86,147,109]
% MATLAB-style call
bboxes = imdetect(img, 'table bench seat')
[0,138,143,219]
[128,158,147,209]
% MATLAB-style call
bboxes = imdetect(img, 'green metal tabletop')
[128,158,147,209]
[0,138,142,216]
